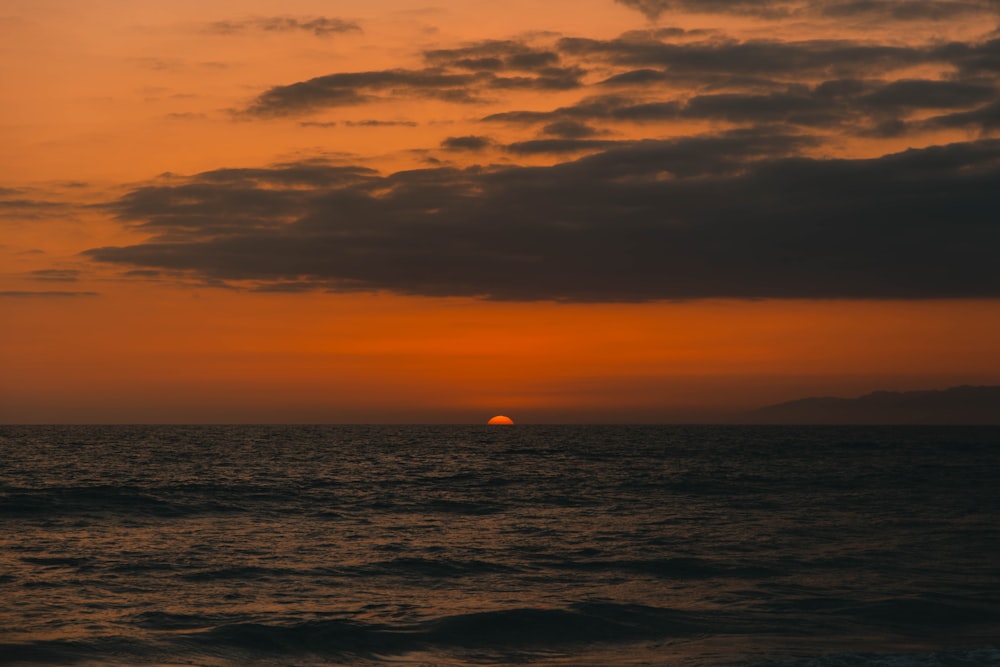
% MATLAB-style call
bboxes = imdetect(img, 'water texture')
[1,425,998,666]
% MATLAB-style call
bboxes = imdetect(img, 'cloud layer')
[240,28,1000,139]
[87,137,1000,301]
[81,2,1000,302]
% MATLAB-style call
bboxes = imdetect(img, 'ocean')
[1,425,998,666]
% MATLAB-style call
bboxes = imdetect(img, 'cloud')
[557,36,928,77]
[344,120,419,127]
[100,164,378,239]
[614,0,999,20]
[0,194,67,219]
[487,70,1000,136]
[205,16,361,37]
[0,291,98,298]
[301,119,422,128]
[83,9,1000,303]
[243,67,585,116]
[542,120,603,138]
[241,38,588,117]
[484,94,682,125]
[85,137,1000,302]
[817,0,1000,20]
[30,269,80,282]
[925,98,1000,131]
[424,40,563,71]
[859,79,995,110]
[505,138,622,154]
[236,24,998,130]
[615,0,797,19]
[441,135,494,151]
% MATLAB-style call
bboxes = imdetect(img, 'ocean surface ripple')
[1,425,998,666]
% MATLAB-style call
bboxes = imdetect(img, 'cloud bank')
[86,137,1000,301]
[80,3,1000,302]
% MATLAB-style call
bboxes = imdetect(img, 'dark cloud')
[557,36,928,77]
[238,26,998,124]
[615,0,797,19]
[488,73,1000,135]
[244,65,583,117]
[935,38,1000,76]
[818,0,998,20]
[85,136,1000,302]
[205,16,361,37]
[676,78,997,127]
[250,281,327,293]
[505,139,622,154]
[615,0,998,20]
[600,68,672,85]
[542,120,602,138]
[859,79,995,110]
[925,98,1000,131]
[424,41,562,71]
[682,89,838,125]
[102,164,378,237]
[484,94,682,124]
[441,135,494,151]
[243,70,479,116]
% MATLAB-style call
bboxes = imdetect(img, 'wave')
[0,603,709,665]
[751,647,1000,666]
[4,602,999,665]
[843,597,1000,630]
[552,555,779,579]
[421,602,707,648]
[0,485,240,518]
[351,556,521,578]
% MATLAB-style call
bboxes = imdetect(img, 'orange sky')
[2,0,999,422]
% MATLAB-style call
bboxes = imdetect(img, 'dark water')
[1,425,998,666]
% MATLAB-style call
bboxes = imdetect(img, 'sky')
[2,0,999,423]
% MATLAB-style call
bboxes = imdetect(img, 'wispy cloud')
[29,269,81,282]
[0,291,98,298]
[205,16,361,37]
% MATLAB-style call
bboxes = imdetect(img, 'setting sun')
[487,415,514,425]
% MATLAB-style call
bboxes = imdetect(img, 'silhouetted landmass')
[749,386,1000,424]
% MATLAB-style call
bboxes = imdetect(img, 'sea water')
[1,425,998,666]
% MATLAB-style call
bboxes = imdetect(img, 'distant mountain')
[749,385,1000,424]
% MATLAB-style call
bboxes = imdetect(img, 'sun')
[487,415,514,425]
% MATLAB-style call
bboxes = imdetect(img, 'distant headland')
[748,385,1000,425]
